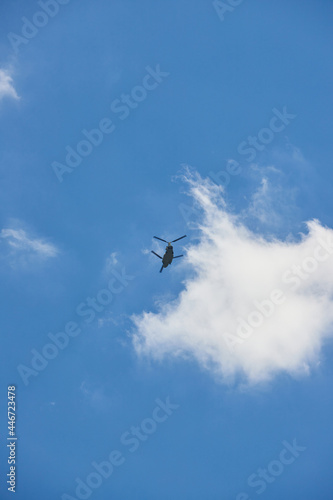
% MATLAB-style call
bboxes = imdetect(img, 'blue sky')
[1,0,333,499]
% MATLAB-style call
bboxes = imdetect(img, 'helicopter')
[151,235,187,273]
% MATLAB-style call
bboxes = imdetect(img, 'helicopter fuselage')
[162,245,174,268]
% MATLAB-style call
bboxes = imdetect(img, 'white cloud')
[0,227,58,260]
[0,69,19,101]
[132,170,333,386]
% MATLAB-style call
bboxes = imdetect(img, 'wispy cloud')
[0,227,59,265]
[104,251,119,273]
[0,68,19,101]
[132,170,333,386]
[245,175,298,229]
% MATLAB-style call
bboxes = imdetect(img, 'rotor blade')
[173,255,183,258]
[159,264,164,273]
[154,236,168,243]
[151,250,162,259]
[171,235,187,243]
